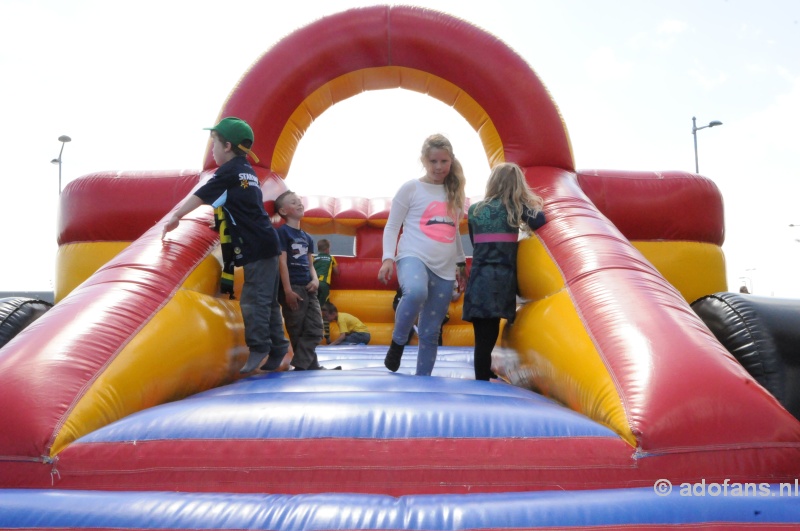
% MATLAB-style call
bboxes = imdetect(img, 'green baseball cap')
[204,117,260,163]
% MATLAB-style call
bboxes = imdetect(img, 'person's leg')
[438,314,450,346]
[239,259,272,373]
[317,282,331,343]
[472,318,501,380]
[385,257,428,371]
[342,331,370,344]
[300,293,325,368]
[261,256,289,371]
[280,286,314,369]
[393,258,428,344]
[415,270,455,376]
[317,282,330,305]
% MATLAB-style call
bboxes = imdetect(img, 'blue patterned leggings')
[394,257,453,376]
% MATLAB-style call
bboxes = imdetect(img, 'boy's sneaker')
[384,340,405,372]
[240,351,268,374]
[260,353,285,372]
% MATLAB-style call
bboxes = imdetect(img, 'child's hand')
[378,259,394,284]
[451,284,462,302]
[456,265,467,292]
[285,289,302,311]
[307,276,319,293]
[161,215,179,240]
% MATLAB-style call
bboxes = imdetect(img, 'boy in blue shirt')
[275,191,339,370]
[162,117,289,374]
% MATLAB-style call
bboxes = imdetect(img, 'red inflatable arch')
[204,5,574,181]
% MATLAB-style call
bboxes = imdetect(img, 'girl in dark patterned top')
[462,162,546,380]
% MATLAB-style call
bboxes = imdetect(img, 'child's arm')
[306,252,319,293]
[161,195,204,239]
[524,207,547,231]
[455,214,467,292]
[332,256,339,277]
[329,333,345,345]
[280,251,303,310]
[379,183,412,284]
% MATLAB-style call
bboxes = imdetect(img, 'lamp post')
[692,117,722,173]
[50,135,72,195]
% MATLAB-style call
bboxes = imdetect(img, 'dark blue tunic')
[462,199,546,321]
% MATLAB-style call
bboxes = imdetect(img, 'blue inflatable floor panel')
[1,487,799,529]
[76,370,618,442]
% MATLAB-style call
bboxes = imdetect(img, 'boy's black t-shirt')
[278,224,315,286]
[194,156,280,264]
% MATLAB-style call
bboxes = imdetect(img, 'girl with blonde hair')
[462,162,546,380]
[378,134,467,376]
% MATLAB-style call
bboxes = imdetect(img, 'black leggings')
[472,318,501,381]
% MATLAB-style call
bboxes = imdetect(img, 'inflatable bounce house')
[2,6,800,529]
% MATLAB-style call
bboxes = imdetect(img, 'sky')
[2,0,799,297]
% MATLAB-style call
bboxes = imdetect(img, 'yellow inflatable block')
[509,293,634,446]
[517,236,564,301]
[51,290,244,455]
[327,289,475,346]
[328,290,397,324]
[55,242,129,301]
[56,242,225,302]
[632,241,727,303]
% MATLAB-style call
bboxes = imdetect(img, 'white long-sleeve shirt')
[382,179,466,280]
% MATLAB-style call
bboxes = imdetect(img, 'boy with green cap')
[162,116,289,374]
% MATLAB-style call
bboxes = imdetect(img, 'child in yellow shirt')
[321,302,371,345]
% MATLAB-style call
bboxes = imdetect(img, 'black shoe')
[384,340,405,372]
[259,353,284,372]
[240,351,268,373]
[307,363,342,370]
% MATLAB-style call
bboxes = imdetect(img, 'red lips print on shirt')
[420,201,456,243]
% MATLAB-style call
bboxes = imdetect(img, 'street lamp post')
[692,117,722,173]
[50,135,72,194]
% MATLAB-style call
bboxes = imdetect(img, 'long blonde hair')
[420,134,466,219]
[478,162,544,233]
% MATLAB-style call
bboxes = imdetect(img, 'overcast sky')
[2,0,799,296]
